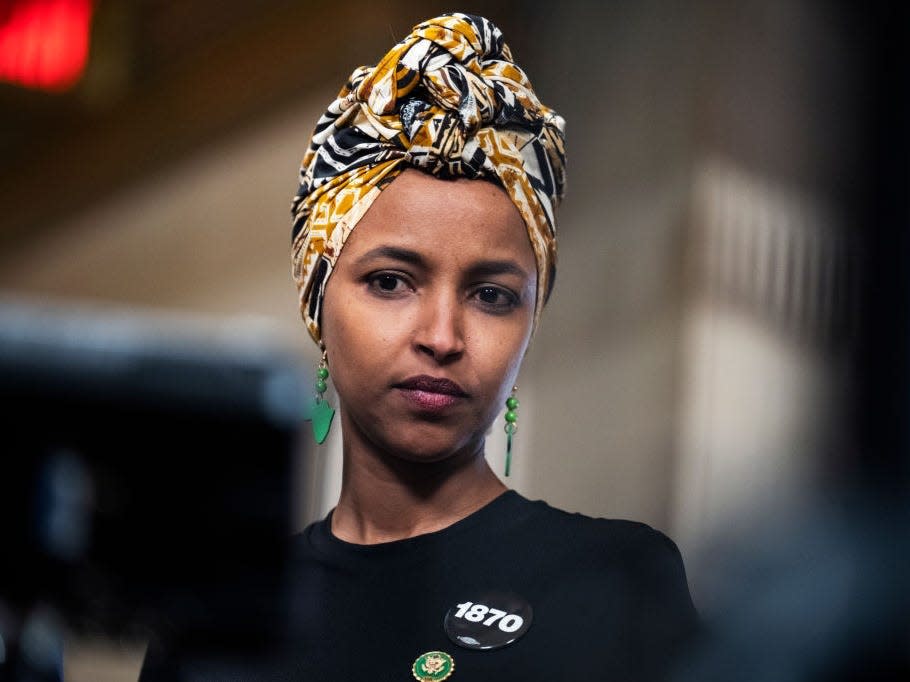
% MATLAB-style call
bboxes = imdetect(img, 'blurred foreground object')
[0,299,308,681]
[674,2,910,680]
[676,496,909,682]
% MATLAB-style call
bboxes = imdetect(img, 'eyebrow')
[467,259,531,280]
[354,246,427,268]
[354,245,531,280]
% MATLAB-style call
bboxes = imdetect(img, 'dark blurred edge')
[853,1,910,494]
[677,3,910,681]
[0,301,309,679]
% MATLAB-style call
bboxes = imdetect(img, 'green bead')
[504,422,516,435]
[317,367,329,380]
[505,410,517,423]
[506,396,519,410]
[315,378,327,393]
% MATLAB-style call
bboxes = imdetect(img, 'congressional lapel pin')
[412,651,455,682]
[444,592,533,650]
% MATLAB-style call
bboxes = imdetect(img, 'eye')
[376,274,400,291]
[473,285,519,312]
[367,272,411,296]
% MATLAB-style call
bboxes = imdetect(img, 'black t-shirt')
[140,491,697,681]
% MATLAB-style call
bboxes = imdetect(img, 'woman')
[141,12,696,682]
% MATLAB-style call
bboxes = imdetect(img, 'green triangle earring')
[503,386,518,477]
[307,349,335,444]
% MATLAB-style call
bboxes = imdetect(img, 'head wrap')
[291,12,566,346]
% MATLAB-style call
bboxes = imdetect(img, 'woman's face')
[320,168,537,464]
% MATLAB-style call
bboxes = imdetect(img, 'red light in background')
[0,0,94,92]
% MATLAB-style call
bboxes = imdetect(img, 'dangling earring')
[308,349,335,444]
[503,386,519,477]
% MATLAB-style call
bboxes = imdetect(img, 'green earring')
[504,386,519,477]
[308,349,335,444]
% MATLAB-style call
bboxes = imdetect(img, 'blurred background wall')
[0,1,882,677]
[0,0,865,552]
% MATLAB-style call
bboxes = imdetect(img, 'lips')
[395,375,468,396]
[393,375,469,412]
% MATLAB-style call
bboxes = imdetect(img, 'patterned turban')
[291,12,566,345]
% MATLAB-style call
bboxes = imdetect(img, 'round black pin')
[444,592,533,650]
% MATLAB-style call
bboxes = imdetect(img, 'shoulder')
[518,495,683,557]
[513,496,693,595]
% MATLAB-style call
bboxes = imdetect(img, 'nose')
[414,293,466,363]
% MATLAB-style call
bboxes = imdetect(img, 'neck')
[330,425,507,545]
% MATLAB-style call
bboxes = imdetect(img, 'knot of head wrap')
[291,12,566,346]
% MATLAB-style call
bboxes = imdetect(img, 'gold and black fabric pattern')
[291,12,566,345]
